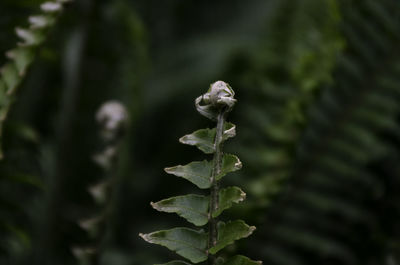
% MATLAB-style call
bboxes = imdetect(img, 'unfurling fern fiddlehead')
[140,81,261,265]
[73,101,128,265]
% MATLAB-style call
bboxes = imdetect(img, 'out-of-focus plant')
[140,81,261,265]
[232,0,344,207]
[0,0,72,263]
[0,0,72,159]
[73,101,129,265]
[237,0,400,264]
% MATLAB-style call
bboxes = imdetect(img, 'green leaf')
[165,160,212,189]
[29,15,54,29]
[151,194,209,226]
[156,261,192,265]
[41,2,63,13]
[1,223,31,247]
[179,123,236,154]
[6,48,35,75]
[220,255,262,265]
[179,128,215,154]
[140,228,208,263]
[216,154,242,181]
[164,155,241,189]
[15,28,44,46]
[88,181,108,204]
[78,216,102,237]
[213,186,246,218]
[222,122,236,141]
[1,63,20,93]
[209,220,256,254]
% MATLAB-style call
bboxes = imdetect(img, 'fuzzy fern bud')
[95,100,128,141]
[195,81,236,120]
[204,81,236,109]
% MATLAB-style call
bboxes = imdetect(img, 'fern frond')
[227,0,344,214]
[255,0,400,264]
[0,0,72,159]
[72,101,128,265]
[140,82,260,264]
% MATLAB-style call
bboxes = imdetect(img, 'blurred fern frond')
[251,0,400,264]
[230,0,344,206]
[0,0,72,159]
[0,0,72,263]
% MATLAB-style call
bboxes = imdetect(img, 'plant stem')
[208,110,226,265]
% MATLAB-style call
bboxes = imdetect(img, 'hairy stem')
[208,110,226,264]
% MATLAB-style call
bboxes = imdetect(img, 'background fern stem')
[208,110,227,265]
[73,101,128,265]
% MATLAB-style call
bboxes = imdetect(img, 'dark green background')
[1,0,400,264]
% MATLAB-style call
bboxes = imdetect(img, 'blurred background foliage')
[0,0,400,264]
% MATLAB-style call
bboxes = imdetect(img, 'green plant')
[243,0,400,264]
[231,0,344,207]
[73,101,129,265]
[139,81,261,265]
[0,0,72,261]
[0,0,72,159]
